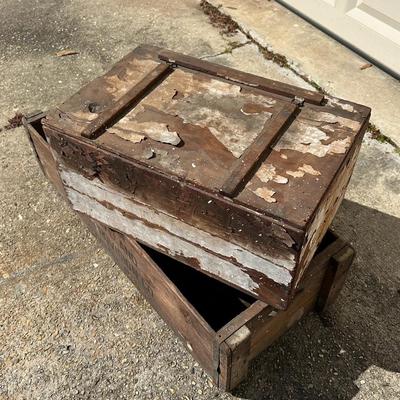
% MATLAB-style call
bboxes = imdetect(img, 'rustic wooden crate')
[38,45,368,309]
[81,214,353,391]
[23,113,354,391]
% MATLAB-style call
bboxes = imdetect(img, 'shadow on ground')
[233,199,400,400]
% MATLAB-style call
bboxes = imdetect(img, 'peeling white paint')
[325,96,354,112]
[287,170,305,178]
[304,110,361,131]
[60,169,296,284]
[116,117,181,145]
[287,164,321,178]
[268,310,277,317]
[69,110,98,122]
[254,187,277,203]
[67,188,261,293]
[299,164,321,176]
[226,326,251,347]
[107,128,145,144]
[274,122,352,157]
[322,124,335,132]
[256,164,288,184]
[118,68,275,158]
[248,163,288,203]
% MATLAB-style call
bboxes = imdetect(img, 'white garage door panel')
[278,0,400,76]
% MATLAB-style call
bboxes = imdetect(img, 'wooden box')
[23,112,355,391]
[38,45,367,308]
[80,216,354,392]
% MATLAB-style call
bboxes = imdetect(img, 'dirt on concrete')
[200,0,239,35]
[3,112,24,131]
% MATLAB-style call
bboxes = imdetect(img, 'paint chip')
[328,137,351,154]
[299,164,321,176]
[107,128,145,143]
[254,187,276,203]
[149,127,181,145]
[116,117,182,146]
[256,164,288,184]
[275,122,353,157]
[323,96,355,113]
[287,170,305,178]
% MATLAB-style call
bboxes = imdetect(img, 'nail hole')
[88,102,100,113]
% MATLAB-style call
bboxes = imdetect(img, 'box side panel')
[43,128,300,307]
[294,116,368,289]
[60,163,291,308]
[43,128,300,265]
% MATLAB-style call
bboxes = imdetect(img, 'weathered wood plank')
[315,244,355,313]
[158,49,324,105]
[81,63,172,139]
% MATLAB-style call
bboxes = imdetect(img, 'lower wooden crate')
[23,111,355,392]
[81,215,353,391]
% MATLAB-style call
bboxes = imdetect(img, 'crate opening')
[315,229,336,255]
[140,244,257,331]
[30,118,47,141]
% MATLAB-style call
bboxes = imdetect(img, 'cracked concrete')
[1,0,399,399]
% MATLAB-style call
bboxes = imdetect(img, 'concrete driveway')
[1,1,399,399]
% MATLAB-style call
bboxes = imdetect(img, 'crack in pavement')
[0,252,81,286]
[200,40,251,60]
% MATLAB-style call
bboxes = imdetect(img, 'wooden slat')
[158,49,324,105]
[23,113,67,198]
[81,63,172,139]
[220,103,298,197]
[315,245,355,313]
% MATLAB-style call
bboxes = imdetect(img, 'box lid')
[44,45,369,230]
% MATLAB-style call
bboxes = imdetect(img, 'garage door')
[277,0,400,76]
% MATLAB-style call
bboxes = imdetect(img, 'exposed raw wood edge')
[216,301,271,343]
[60,168,295,288]
[158,49,324,105]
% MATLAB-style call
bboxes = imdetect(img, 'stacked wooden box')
[23,45,369,390]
